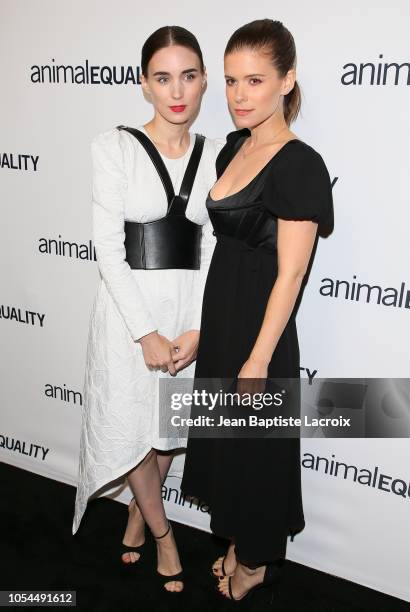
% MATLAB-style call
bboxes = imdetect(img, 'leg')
[155,449,175,483]
[121,449,175,563]
[127,448,184,592]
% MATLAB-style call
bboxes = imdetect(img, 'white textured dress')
[72,125,224,534]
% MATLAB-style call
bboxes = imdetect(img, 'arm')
[191,216,217,331]
[246,219,318,371]
[171,218,217,372]
[239,144,333,379]
[191,136,225,331]
[170,137,224,371]
[91,129,157,343]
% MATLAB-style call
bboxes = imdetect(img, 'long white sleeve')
[190,137,226,331]
[91,129,157,342]
[191,217,217,330]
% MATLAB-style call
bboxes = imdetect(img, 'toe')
[164,580,184,592]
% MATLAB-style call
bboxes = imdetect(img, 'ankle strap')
[154,521,171,539]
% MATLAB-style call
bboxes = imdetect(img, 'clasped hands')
[139,330,200,375]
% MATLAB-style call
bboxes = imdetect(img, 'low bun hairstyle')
[224,19,301,125]
[141,25,205,77]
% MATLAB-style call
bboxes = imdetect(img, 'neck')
[248,112,289,147]
[144,114,191,151]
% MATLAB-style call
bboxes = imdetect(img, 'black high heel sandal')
[220,561,282,603]
[120,497,146,565]
[154,521,184,593]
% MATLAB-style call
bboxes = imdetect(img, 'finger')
[172,351,188,363]
[167,359,177,375]
[174,358,189,371]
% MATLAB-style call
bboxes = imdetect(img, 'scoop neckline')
[208,137,300,203]
[138,125,194,161]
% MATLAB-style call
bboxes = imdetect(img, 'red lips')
[170,105,187,113]
[234,109,252,116]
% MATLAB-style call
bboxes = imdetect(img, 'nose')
[171,80,183,100]
[234,82,247,103]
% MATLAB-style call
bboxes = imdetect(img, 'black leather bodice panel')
[207,156,278,252]
[208,196,277,251]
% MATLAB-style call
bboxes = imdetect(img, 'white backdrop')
[1,0,409,602]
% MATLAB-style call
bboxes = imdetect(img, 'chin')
[164,113,190,125]
[231,114,254,131]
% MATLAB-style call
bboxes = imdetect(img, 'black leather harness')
[117,125,205,270]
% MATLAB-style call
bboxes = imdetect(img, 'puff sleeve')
[91,129,157,342]
[262,142,334,229]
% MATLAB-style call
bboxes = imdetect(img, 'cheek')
[226,87,235,103]
[258,85,279,107]
[186,80,203,101]
[149,84,167,104]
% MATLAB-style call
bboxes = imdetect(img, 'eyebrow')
[152,68,199,76]
[225,73,266,78]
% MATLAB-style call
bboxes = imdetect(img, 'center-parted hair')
[225,19,301,125]
[141,26,205,77]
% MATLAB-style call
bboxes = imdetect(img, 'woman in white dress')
[72,26,223,593]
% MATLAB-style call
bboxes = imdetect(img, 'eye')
[249,78,262,85]
[157,76,168,84]
[184,72,196,81]
[225,78,235,86]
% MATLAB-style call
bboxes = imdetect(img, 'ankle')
[153,521,171,541]
[240,563,263,577]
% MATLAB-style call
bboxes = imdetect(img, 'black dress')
[180,128,334,567]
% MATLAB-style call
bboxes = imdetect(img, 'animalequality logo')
[30,59,142,85]
[0,153,39,171]
[319,275,410,309]
[38,235,97,261]
[341,54,410,85]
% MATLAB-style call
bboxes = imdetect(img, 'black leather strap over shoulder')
[169,133,205,216]
[117,126,205,216]
[117,125,174,204]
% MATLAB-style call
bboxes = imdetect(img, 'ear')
[202,66,208,86]
[140,73,151,96]
[282,68,296,96]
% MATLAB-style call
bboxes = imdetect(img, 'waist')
[124,216,202,270]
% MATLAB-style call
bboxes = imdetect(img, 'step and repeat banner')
[1,0,409,602]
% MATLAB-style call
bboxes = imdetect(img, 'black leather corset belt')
[117,125,205,270]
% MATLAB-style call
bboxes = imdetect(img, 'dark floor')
[0,461,408,611]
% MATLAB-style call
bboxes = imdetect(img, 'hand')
[139,331,177,375]
[236,357,268,398]
[170,330,200,372]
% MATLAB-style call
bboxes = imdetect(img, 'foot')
[155,523,184,593]
[212,541,237,577]
[217,562,265,601]
[121,498,145,563]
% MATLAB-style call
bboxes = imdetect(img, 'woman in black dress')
[180,19,334,602]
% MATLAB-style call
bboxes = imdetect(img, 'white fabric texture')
[72,125,224,534]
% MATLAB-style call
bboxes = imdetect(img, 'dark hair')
[141,25,205,77]
[225,19,301,125]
